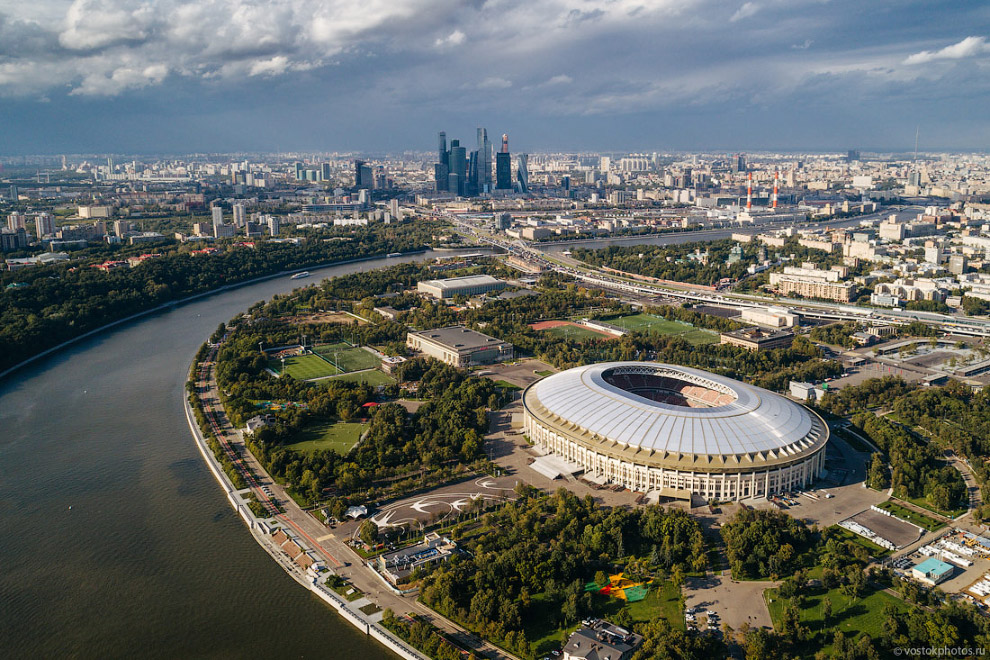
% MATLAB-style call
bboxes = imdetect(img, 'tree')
[594,570,609,588]
[822,595,833,625]
[359,519,379,547]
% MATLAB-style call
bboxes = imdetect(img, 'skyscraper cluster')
[435,128,501,196]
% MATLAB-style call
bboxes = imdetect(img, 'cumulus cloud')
[730,2,760,22]
[904,36,990,65]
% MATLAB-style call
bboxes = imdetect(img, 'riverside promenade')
[188,339,520,660]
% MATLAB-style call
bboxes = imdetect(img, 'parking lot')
[684,573,776,631]
[745,432,885,529]
[847,508,924,548]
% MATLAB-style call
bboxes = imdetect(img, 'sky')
[1,0,989,155]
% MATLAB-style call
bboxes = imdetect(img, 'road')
[195,340,522,660]
[437,208,990,337]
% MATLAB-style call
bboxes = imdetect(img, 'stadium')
[522,362,828,501]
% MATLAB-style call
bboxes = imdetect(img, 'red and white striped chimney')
[746,172,752,211]
[772,171,779,209]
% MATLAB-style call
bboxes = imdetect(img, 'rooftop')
[421,274,503,290]
[410,325,508,350]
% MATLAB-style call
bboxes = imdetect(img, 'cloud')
[434,29,465,48]
[791,39,813,50]
[730,2,760,22]
[904,36,990,65]
[476,76,513,89]
[544,74,573,86]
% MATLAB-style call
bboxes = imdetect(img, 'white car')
[706,610,716,616]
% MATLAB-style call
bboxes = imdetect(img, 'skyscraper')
[435,131,449,193]
[321,163,331,182]
[516,153,529,194]
[495,134,512,190]
[354,160,373,190]
[476,127,492,194]
[232,203,246,227]
[448,140,467,196]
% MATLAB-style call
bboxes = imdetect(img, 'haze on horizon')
[1,0,989,155]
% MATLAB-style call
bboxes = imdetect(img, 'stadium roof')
[526,362,822,458]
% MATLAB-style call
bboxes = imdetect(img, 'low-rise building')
[417,274,506,299]
[376,532,457,585]
[563,620,644,660]
[720,327,794,351]
[406,326,513,367]
[912,558,953,586]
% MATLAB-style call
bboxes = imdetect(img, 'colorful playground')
[586,574,652,602]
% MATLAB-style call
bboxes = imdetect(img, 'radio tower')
[746,171,753,211]
[772,171,779,209]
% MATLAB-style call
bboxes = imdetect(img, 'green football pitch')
[605,313,718,345]
[269,353,341,380]
[312,343,381,372]
[284,421,366,455]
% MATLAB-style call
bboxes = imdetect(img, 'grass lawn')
[828,526,893,558]
[313,343,381,372]
[543,324,611,342]
[626,580,684,630]
[327,370,396,386]
[883,498,951,527]
[493,380,521,391]
[535,370,555,377]
[766,582,910,654]
[269,353,341,380]
[284,420,366,455]
[604,313,718,345]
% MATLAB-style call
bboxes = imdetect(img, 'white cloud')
[434,29,465,48]
[544,74,573,85]
[476,76,512,89]
[730,2,760,22]
[904,36,990,65]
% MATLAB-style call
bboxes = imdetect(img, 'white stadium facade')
[522,362,829,501]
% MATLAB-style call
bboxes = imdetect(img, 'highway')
[438,209,990,338]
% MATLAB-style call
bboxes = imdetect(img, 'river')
[0,250,479,660]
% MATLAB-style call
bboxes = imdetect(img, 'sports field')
[269,353,341,380]
[530,320,614,341]
[285,421,366,455]
[327,370,396,386]
[313,343,381,372]
[605,313,718,345]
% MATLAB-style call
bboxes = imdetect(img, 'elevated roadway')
[437,210,990,338]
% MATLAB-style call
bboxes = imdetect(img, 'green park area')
[604,313,718,345]
[877,500,946,531]
[765,572,910,655]
[269,353,341,380]
[284,420,366,455]
[313,343,381,372]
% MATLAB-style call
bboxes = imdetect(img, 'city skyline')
[1,1,989,154]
